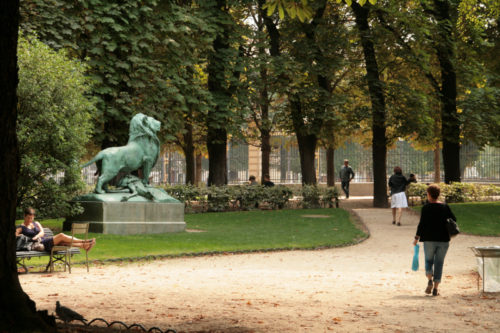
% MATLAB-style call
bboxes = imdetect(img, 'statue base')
[63,201,185,235]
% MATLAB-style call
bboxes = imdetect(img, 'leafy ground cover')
[412,202,500,236]
[17,208,366,267]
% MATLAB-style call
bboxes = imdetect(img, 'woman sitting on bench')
[15,207,96,253]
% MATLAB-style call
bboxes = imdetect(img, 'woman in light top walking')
[388,166,411,226]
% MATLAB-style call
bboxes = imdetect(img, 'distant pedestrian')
[413,184,455,296]
[408,174,417,184]
[248,175,258,186]
[263,174,274,187]
[339,159,355,199]
[388,166,411,226]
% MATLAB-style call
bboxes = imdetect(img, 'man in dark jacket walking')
[339,159,355,199]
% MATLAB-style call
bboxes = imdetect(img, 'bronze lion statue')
[82,113,161,194]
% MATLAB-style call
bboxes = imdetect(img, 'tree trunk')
[182,146,195,186]
[434,143,441,183]
[260,0,327,187]
[206,127,227,186]
[326,147,335,187]
[182,123,195,185]
[351,2,389,208]
[195,153,202,186]
[205,0,233,186]
[0,2,55,331]
[433,0,461,184]
[261,129,270,184]
[260,56,271,183]
[296,133,318,185]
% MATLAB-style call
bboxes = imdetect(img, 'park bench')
[16,227,81,274]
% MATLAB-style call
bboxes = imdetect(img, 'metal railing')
[69,139,500,186]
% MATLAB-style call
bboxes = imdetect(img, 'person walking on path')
[413,184,456,296]
[339,159,355,199]
[388,166,411,226]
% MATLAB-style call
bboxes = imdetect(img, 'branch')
[375,10,441,95]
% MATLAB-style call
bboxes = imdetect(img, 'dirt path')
[21,208,500,333]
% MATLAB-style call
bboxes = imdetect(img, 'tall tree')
[202,0,249,186]
[350,1,388,207]
[0,1,54,331]
[261,0,347,186]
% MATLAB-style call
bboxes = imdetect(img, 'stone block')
[64,201,185,235]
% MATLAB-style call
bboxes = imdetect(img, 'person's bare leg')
[391,208,396,223]
[57,239,95,250]
[53,233,95,245]
[425,273,433,294]
[397,208,403,223]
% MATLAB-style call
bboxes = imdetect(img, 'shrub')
[206,185,231,212]
[321,186,341,208]
[264,185,294,210]
[231,185,266,211]
[159,183,201,213]
[17,34,95,219]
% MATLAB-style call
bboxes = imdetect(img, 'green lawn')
[412,202,500,236]
[18,208,366,267]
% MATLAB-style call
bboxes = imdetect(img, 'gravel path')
[21,208,500,333]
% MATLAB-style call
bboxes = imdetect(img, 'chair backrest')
[70,223,89,247]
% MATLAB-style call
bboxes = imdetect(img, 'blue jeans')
[341,181,350,198]
[424,242,449,283]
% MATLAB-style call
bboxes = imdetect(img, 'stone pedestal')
[63,201,185,235]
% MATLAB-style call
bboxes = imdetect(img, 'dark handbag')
[446,218,460,238]
[16,235,31,251]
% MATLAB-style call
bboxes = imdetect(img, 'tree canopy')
[17,34,96,218]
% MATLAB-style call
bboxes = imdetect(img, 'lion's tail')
[81,153,103,169]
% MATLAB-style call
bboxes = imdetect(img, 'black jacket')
[416,203,456,242]
[388,173,410,194]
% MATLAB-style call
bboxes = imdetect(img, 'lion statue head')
[128,113,161,167]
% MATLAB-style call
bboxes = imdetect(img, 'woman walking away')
[413,184,456,296]
[388,166,410,226]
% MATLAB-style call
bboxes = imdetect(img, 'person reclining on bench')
[16,207,96,253]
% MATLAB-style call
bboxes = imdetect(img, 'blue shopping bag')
[412,244,420,271]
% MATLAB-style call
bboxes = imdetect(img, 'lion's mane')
[128,114,161,168]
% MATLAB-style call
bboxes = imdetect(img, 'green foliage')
[407,183,429,204]
[299,185,341,209]
[263,0,377,22]
[231,185,266,211]
[20,0,214,145]
[264,185,294,210]
[160,183,203,213]
[321,186,341,208]
[17,35,95,219]
[206,185,232,212]
[408,182,500,204]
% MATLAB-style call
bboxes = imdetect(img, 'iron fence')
[74,139,500,186]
